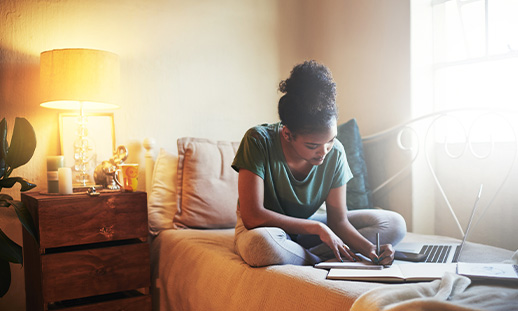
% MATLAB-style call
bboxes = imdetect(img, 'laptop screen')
[455,184,483,260]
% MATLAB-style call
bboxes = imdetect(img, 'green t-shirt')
[232,123,353,219]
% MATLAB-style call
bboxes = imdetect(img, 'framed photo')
[59,113,116,181]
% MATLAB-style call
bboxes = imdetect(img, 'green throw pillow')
[336,119,373,210]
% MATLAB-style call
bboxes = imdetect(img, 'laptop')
[395,184,483,264]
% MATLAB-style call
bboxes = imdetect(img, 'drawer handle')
[99,225,114,238]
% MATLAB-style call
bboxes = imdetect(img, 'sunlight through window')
[432,0,518,141]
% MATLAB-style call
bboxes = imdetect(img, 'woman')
[232,60,406,267]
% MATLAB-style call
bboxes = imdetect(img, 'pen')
[376,232,380,264]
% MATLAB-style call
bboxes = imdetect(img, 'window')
[409,1,518,241]
[432,0,518,111]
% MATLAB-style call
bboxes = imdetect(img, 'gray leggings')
[234,209,407,267]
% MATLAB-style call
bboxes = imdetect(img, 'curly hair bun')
[278,60,337,133]
[279,60,335,98]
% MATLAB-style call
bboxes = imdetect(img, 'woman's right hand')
[316,222,361,262]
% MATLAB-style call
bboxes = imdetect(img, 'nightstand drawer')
[41,242,150,302]
[24,192,148,248]
[51,294,151,311]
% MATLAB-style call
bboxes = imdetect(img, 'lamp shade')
[40,48,120,110]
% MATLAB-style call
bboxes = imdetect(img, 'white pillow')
[147,148,178,235]
[173,137,239,229]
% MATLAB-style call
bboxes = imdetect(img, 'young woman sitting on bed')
[232,60,406,267]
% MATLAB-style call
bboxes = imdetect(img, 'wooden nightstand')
[21,191,151,311]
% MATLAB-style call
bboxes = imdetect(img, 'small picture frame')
[59,113,116,182]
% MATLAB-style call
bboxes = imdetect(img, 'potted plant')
[0,117,38,297]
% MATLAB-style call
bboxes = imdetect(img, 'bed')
[144,110,518,311]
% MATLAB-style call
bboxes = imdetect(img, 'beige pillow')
[148,148,178,235]
[174,137,239,229]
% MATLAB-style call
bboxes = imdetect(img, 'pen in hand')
[375,232,380,264]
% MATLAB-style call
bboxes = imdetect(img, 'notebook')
[457,262,518,282]
[394,185,483,264]
[327,263,457,282]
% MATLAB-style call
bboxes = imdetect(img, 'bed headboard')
[142,137,156,196]
[358,108,517,248]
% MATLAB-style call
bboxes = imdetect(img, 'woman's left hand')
[367,244,394,265]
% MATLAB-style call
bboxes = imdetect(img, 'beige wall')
[0,0,412,309]
[1,0,282,196]
[277,0,412,223]
[1,0,412,197]
[278,0,411,134]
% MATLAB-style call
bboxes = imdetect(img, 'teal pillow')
[336,119,373,210]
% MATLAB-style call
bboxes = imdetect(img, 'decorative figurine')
[93,145,128,189]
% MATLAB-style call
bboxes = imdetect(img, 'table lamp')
[40,48,120,187]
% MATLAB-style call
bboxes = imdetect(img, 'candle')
[47,156,65,193]
[58,167,73,194]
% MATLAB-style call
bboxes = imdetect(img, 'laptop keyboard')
[420,245,452,263]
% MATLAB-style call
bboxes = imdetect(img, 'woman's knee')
[370,210,407,245]
[348,209,407,245]
[235,227,288,267]
[384,210,407,245]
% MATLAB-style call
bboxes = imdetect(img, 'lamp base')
[72,103,96,188]
[73,182,96,189]
[73,169,95,188]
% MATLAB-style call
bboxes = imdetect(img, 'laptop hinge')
[452,245,461,263]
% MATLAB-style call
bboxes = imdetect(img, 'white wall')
[1,0,282,193]
[1,1,281,309]
[278,0,412,135]
[291,0,414,223]
[0,1,413,309]
[410,0,436,235]
[1,0,414,197]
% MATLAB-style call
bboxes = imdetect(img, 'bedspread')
[151,229,517,310]
[150,229,382,311]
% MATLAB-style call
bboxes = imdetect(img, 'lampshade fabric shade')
[40,48,120,110]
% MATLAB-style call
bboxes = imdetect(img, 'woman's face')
[287,125,337,166]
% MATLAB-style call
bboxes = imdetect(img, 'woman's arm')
[238,169,358,262]
[238,169,320,233]
[326,184,394,265]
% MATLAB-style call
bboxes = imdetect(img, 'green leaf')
[0,177,37,191]
[9,200,37,242]
[0,259,11,297]
[0,229,22,264]
[5,117,36,170]
[0,118,7,179]
[0,158,5,179]
[0,177,18,188]
[0,194,13,201]
[0,194,13,207]
[0,118,7,162]
[17,178,36,192]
